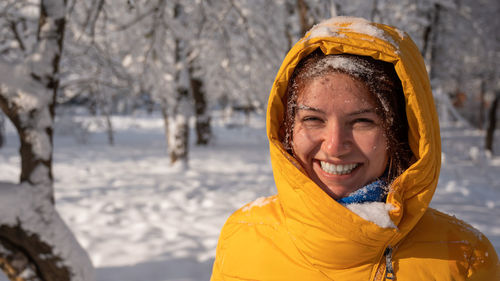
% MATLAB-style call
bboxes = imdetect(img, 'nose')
[323,122,351,156]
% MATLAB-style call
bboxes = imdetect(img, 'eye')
[354,118,374,124]
[302,116,323,122]
[351,118,377,129]
[298,115,325,128]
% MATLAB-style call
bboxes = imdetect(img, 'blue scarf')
[337,179,388,204]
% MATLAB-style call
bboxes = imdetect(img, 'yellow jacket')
[210,17,499,281]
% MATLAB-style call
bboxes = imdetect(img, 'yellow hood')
[266,17,441,272]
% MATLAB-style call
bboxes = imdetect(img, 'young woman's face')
[292,73,388,200]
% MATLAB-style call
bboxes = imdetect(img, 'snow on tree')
[50,0,500,160]
[59,0,139,145]
[371,0,499,128]
[0,0,94,280]
[67,0,290,164]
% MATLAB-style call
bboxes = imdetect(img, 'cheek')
[355,131,388,157]
[292,126,305,151]
[374,135,389,166]
[292,126,315,159]
[374,137,389,162]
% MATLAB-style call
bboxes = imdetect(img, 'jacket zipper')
[373,246,396,281]
[384,247,395,280]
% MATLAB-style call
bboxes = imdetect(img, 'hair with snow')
[281,49,413,184]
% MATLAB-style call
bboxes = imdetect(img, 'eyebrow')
[348,108,376,116]
[297,104,324,113]
[296,104,376,116]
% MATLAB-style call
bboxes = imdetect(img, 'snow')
[346,202,396,228]
[0,61,50,111]
[306,25,344,39]
[0,112,499,281]
[25,129,52,161]
[307,17,398,48]
[242,196,277,212]
[394,28,406,40]
[310,56,374,78]
[0,182,95,281]
[29,164,52,187]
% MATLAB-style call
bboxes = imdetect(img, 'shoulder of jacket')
[416,208,499,278]
[401,207,491,257]
[226,195,283,225]
[217,195,283,239]
[422,208,487,243]
[212,195,320,280]
[404,207,489,250]
[394,208,499,280]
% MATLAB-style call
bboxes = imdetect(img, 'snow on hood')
[305,16,404,48]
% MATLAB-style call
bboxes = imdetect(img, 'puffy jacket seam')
[324,35,395,51]
[213,263,226,281]
[225,220,281,227]
[219,272,260,281]
[316,40,399,63]
[277,217,335,280]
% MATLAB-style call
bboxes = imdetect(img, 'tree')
[485,93,498,154]
[0,0,94,280]
[60,0,141,145]
[30,0,499,163]
[0,113,4,148]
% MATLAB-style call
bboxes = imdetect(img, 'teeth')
[320,161,358,175]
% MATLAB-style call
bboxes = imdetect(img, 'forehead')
[297,72,375,106]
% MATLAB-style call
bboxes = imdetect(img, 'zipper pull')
[384,247,395,280]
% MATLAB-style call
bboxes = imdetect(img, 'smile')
[320,161,359,175]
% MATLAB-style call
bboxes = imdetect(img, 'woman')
[210,17,499,280]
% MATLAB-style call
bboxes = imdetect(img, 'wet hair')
[281,49,413,183]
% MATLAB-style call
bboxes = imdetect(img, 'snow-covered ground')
[0,112,499,281]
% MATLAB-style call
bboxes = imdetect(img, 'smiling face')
[292,72,389,200]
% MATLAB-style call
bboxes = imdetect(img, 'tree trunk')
[297,0,311,36]
[479,80,486,128]
[190,73,211,145]
[330,2,342,17]
[0,113,4,148]
[169,3,190,165]
[0,224,69,281]
[0,98,55,193]
[160,100,170,150]
[0,238,41,281]
[0,0,95,280]
[105,113,114,146]
[169,91,190,165]
[0,0,70,197]
[284,0,295,49]
[102,98,114,146]
[423,3,441,80]
[485,93,498,153]
[370,0,381,22]
[0,182,94,281]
